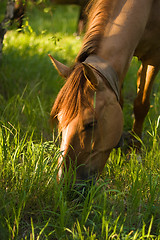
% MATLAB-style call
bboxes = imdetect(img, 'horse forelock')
[50,64,95,131]
[76,0,113,63]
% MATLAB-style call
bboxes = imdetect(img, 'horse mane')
[51,0,113,131]
[76,0,113,62]
[50,64,94,130]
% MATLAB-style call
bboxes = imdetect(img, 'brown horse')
[50,0,160,181]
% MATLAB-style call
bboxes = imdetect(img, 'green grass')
[0,2,160,239]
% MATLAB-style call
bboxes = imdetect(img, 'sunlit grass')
[1,22,81,139]
[0,121,159,239]
[4,31,81,61]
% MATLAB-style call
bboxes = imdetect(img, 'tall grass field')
[0,2,160,239]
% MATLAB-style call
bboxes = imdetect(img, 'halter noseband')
[83,54,120,101]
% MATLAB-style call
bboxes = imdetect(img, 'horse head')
[49,54,123,181]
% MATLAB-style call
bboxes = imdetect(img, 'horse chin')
[75,150,111,182]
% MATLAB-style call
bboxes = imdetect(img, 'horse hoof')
[122,131,142,152]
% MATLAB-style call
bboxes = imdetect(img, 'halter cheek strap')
[83,54,120,102]
[83,55,123,149]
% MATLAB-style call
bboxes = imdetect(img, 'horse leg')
[132,63,159,147]
[14,0,27,28]
[77,5,87,35]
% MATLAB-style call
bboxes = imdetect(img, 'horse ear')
[82,63,98,89]
[48,54,70,78]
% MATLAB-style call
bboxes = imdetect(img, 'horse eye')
[84,121,97,131]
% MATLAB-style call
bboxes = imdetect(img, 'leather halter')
[83,55,123,149]
[83,55,120,101]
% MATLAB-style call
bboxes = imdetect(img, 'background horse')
[50,0,160,181]
[13,0,89,34]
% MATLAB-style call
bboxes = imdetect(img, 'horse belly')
[134,0,160,65]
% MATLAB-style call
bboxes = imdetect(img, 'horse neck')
[97,0,153,85]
